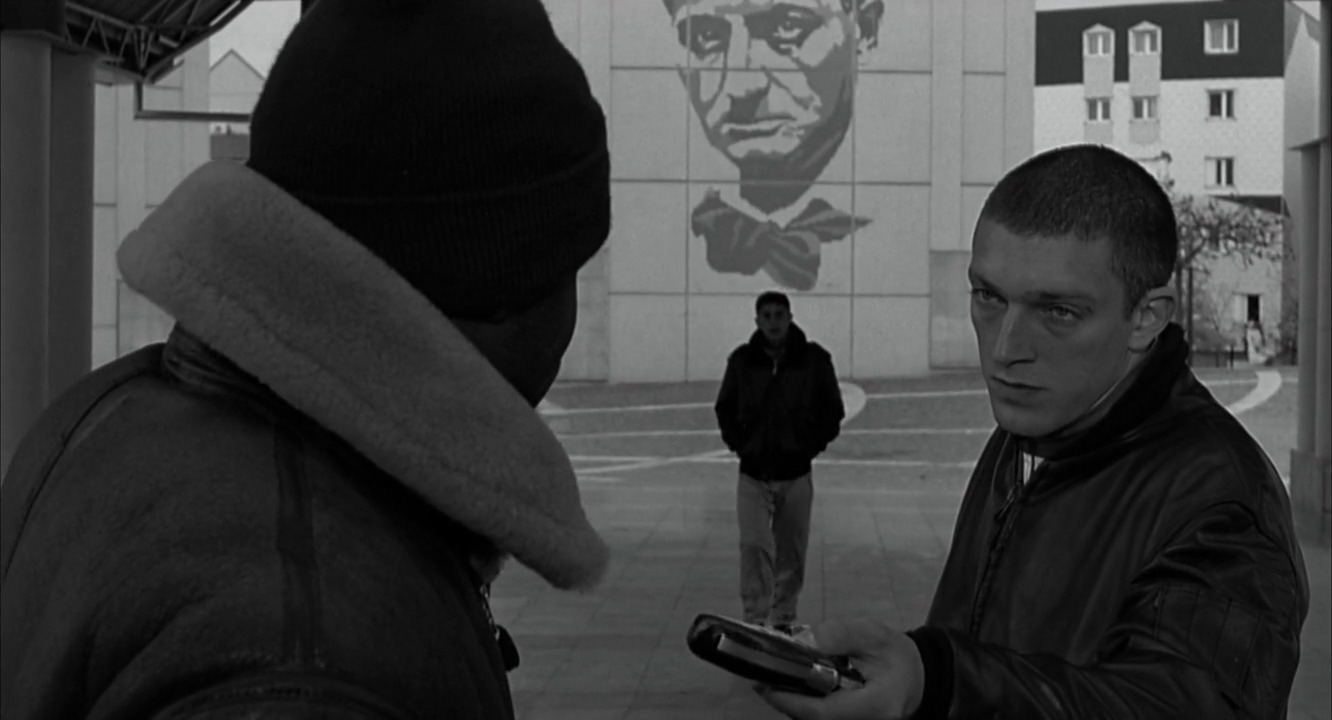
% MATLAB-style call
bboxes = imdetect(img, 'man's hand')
[756,619,925,720]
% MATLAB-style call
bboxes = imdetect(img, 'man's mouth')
[720,118,791,140]
[992,376,1042,392]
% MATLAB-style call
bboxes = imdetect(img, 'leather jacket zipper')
[968,445,1039,637]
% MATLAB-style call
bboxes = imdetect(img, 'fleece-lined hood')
[116,160,608,591]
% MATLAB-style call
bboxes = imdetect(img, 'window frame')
[1086,97,1112,122]
[1131,95,1158,121]
[1084,26,1115,57]
[1205,156,1236,189]
[1130,24,1161,56]
[1204,18,1239,55]
[1207,89,1236,119]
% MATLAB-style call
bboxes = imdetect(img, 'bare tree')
[1170,193,1283,347]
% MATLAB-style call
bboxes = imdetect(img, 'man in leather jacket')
[760,144,1309,719]
[0,0,610,717]
[715,291,845,632]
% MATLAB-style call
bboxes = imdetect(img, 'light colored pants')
[737,471,812,625]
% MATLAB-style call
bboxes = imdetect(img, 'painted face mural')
[666,0,883,291]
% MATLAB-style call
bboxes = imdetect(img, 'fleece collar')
[116,160,608,591]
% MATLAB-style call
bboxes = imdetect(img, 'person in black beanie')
[0,0,610,717]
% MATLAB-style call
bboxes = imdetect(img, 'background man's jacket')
[715,324,845,481]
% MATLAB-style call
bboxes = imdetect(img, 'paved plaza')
[488,366,1330,720]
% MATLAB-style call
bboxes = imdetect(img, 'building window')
[1084,27,1114,56]
[1205,19,1239,54]
[1208,89,1235,119]
[1231,294,1261,324]
[1132,96,1158,120]
[1086,97,1112,122]
[1205,156,1235,188]
[1131,26,1160,55]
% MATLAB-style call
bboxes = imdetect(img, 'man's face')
[968,220,1142,439]
[673,0,858,165]
[756,302,792,345]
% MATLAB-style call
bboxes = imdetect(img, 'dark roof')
[1,0,256,82]
[1036,0,1287,86]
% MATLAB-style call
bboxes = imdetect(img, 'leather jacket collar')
[1021,323,1193,479]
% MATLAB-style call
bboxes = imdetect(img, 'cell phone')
[685,613,865,696]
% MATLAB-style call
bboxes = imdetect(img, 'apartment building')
[1034,0,1322,355]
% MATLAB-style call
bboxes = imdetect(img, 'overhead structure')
[5,0,255,82]
[0,0,265,473]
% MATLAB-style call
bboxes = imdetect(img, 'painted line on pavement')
[840,382,866,423]
[1226,370,1282,416]
[567,454,660,462]
[576,448,732,475]
[570,383,867,475]
[683,455,977,469]
[560,375,1273,477]
[541,378,1253,415]
[559,427,993,440]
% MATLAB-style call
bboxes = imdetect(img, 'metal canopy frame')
[66,0,254,82]
[62,0,258,122]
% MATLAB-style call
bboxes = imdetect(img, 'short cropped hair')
[755,291,791,313]
[979,144,1177,315]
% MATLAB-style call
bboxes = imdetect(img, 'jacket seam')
[2,361,153,583]
[273,423,325,668]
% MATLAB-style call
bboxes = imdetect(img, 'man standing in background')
[715,291,844,633]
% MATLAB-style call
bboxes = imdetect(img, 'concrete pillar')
[0,35,52,476]
[1297,149,1319,453]
[48,50,95,400]
[1315,1,1331,466]
[1291,1,1331,545]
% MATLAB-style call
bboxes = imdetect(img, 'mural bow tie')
[690,189,871,291]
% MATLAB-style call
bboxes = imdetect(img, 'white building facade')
[1033,0,1317,354]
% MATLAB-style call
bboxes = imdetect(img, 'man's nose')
[722,23,774,87]
[991,309,1035,365]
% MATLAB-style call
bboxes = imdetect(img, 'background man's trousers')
[737,472,812,625]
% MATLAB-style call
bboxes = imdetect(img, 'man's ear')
[1128,286,1176,352]
[856,0,884,56]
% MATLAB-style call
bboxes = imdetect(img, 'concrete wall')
[92,45,211,368]
[92,0,1037,383]
[551,0,1034,382]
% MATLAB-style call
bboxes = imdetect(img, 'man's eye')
[1047,305,1080,323]
[970,288,1001,305]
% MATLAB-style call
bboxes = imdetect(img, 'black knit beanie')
[247,0,611,318]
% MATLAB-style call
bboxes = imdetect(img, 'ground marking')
[1227,370,1282,416]
[541,378,1255,416]
[563,373,1280,475]
[560,427,993,440]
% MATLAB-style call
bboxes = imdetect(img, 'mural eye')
[681,16,730,59]
[755,7,820,51]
